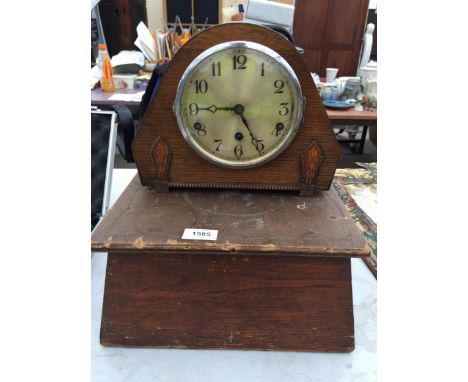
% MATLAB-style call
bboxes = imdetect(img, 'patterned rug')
[333,163,377,278]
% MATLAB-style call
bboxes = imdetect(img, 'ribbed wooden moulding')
[132,23,340,194]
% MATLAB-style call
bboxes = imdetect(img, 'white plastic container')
[113,74,137,89]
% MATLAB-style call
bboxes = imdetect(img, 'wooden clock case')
[132,23,340,195]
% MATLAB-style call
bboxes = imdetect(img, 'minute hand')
[239,114,263,154]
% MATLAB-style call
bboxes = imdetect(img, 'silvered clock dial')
[174,41,304,168]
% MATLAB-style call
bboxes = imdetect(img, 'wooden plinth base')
[93,177,370,352]
[101,252,354,352]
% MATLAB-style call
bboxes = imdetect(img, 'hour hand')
[198,104,234,113]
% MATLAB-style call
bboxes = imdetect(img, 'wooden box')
[91,176,370,351]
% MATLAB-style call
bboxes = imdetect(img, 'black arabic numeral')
[211,62,221,76]
[234,145,243,159]
[274,80,285,93]
[253,138,265,152]
[261,62,265,76]
[214,139,222,151]
[195,79,208,93]
[189,103,200,116]
[189,103,199,116]
[279,103,290,116]
[233,55,247,70]
[193,122,207,136]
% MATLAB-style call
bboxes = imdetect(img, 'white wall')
[146,0,164,31]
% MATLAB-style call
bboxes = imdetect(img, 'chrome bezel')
[174,41,304,169]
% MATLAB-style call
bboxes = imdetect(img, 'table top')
[91,169,377,382]
[91,88,144,106]
[326,107,377,121]
[92,175,370,258]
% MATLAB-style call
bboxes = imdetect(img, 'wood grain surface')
[100,252,355,352]
[91,176,370,258]
[132,23,340,193]
[326,108,377,121]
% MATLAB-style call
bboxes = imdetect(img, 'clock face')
[174,41,304,168]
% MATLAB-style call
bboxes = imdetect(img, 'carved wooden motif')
[150,136,170,192]
[300,140,323,196]
[132,23,340,193]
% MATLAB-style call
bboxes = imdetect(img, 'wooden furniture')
[132,23,340,195]
[327,108,377,154]
[92,175,370,351]
[293,0,370,76]
[98,0,148,57]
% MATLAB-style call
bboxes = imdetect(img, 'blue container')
[321,84,338,101]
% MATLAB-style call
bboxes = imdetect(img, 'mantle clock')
[92,23,369,353]
[132,23,340,196]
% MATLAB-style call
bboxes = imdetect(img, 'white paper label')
[182,228,218,241]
